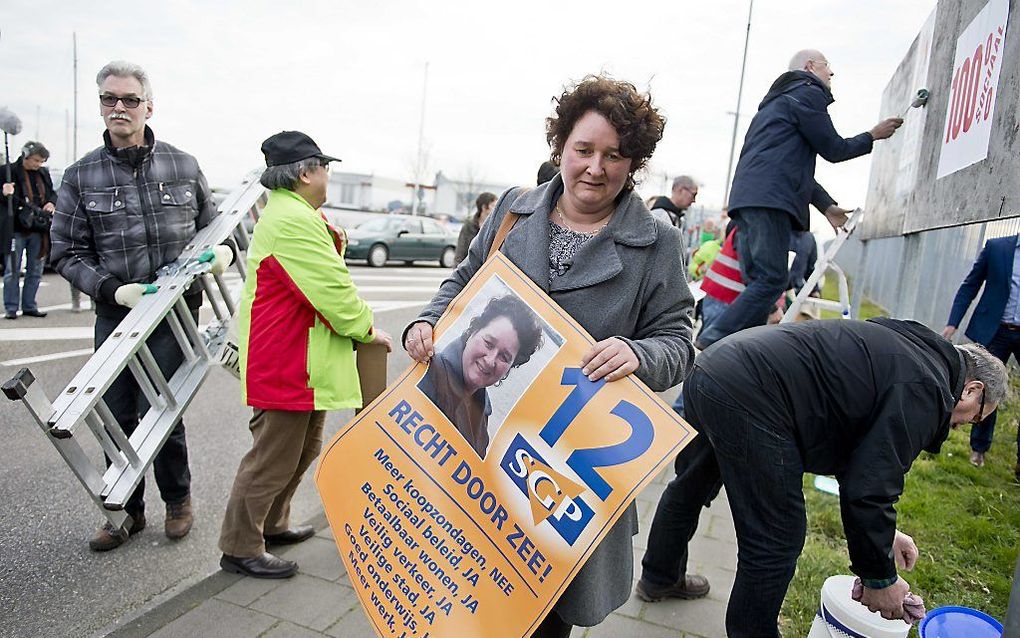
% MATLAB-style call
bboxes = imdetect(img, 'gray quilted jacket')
[52,126,216,317]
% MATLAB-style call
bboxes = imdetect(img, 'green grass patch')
[781,381,1020,636]
[816,270,886,320]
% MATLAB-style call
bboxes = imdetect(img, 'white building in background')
[324,169,511,221]
[325,172,412,212]
[432,171,512,220]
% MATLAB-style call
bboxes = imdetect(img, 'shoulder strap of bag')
[486,212,519,261]
[485,187,532,261]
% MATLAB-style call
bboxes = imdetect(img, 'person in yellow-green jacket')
[687,223,722,281]
[219,131,392,579]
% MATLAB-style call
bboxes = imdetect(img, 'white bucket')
[808,575,912,638]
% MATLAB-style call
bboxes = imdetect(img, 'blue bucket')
[919,606,1002,638]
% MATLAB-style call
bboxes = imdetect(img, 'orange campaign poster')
[315,253,697,638]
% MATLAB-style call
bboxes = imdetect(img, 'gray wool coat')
[409,175,696,627]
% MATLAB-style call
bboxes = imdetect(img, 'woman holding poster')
[404,75,695,637]
[418,294,544,459]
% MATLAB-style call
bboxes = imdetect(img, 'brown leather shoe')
[89,514,146,552]
[635,575,711,602]
[164,497,193,540]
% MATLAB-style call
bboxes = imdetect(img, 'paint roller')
[899,88,930,118]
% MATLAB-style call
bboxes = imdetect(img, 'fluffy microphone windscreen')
[0,107,23,136]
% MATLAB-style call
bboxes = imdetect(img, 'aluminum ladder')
[2,170,267,531]
[781,208,865,323]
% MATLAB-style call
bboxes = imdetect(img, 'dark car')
[344,215,457,268]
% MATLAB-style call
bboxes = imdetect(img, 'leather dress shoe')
[264,525,315,545]
[635,574,711,602]
[89,514,146,552]
[21,309,46,317]
[220,552,297,579]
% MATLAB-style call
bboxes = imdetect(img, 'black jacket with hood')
[727,70,873,231]
[649,195,683,228]
[696,318,964,583]
[1,156,57,234]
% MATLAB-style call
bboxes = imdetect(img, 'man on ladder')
[51,61,227,551]
[695,49,903,349]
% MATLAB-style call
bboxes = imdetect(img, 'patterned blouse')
[548,218,598,285]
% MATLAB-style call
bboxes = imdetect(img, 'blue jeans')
[3,232,44,313]
[697,209,792,348]
[642,369,805,638]
[971,325,1020,463]
[701,295,728,334]
[641,421,722,589]
[96,312,194,517]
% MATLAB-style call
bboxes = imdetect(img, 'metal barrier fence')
[836,216,1020,330]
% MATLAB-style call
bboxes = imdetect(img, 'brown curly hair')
[546,75,665,191]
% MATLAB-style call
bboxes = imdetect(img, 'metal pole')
[411,62,428,216]
[4,132,13,261]
[70,33,84,312]
[722,0,754,208]
[65,109,70,166]
[72,32,78,162]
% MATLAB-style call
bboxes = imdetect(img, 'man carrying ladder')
[51,61,228,551]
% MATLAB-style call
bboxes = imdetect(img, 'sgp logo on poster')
[499,368,654,545]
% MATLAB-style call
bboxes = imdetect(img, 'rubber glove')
[199,245,234,276]
[115,283,158,308]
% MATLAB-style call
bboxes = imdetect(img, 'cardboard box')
[354,342,388,409]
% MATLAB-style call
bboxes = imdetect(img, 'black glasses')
[100,94,146,109]
[970,388,987,425]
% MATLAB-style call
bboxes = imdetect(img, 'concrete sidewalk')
[100,469,737,638]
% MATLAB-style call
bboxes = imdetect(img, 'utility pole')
[410,62,429,216]
[72,32,78,161]
[722,0,754,208]
[70,32,85,312]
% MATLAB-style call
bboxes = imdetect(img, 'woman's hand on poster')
[404,321,435,363]
[371,328,394,353]
[581,338,639,382]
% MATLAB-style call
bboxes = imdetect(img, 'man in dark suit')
[944,233,1020,479]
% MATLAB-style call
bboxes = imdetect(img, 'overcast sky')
[2,0,935,229]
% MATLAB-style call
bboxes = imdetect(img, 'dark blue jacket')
[947,235,1018,345]
[727,70,874,231]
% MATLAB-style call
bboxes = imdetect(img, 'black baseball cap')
[261,131,341,167]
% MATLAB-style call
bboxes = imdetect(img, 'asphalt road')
[0,263,451,638]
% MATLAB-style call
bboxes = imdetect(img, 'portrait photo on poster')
[417,276,564,460]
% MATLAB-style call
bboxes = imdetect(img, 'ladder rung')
[102,357,210,509]
[96,400,142,467]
